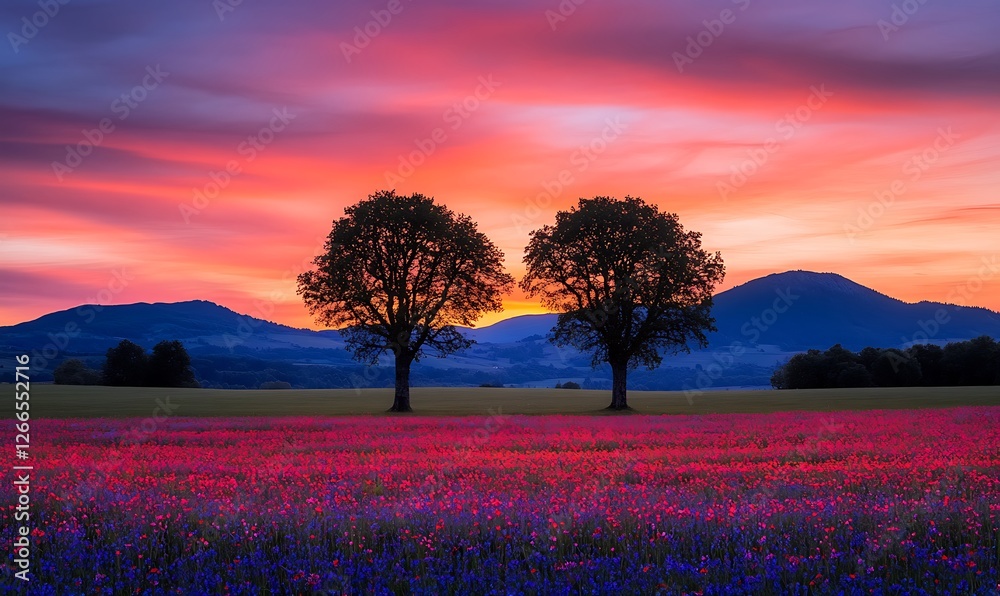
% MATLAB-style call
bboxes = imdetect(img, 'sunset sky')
[2,0,998,329]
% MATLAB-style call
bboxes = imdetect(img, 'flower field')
[4,407,1000,594]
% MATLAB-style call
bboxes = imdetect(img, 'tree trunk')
[389,354,413,412]
[607,360,630,411]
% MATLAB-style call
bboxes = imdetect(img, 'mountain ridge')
[7,271,994,338]
[3,270,999,388]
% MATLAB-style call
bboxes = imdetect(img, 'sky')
[2,0,999,330]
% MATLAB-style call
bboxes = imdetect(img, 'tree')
[146,340,198,388]
[870,348,922,387]
[858,346,882,372]
[777,349,827,389]
[822,344,863,387]
[102,340,148,386]
[907,343,945,386]
[942,336,999,385]
[770,366,788,390]
[53,359,101,385]
[298,190,514,412]
[521,196,725,410]
[836,363,873,388]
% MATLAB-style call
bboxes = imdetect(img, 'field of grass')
[4,383,998,418]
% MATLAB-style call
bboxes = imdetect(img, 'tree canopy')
[103,339,148,387]
[147,340,199,388]
[521,196,725,410]
[101,339,198,388]
[771,337,1000,389]
[298,190,514,411]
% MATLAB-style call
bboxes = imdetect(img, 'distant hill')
[708,271,1000,351]
[0,299,329,357]
[2,271,998,388]
[3,299,292,341]
[453,270,1000,351]
[461,314,556,344]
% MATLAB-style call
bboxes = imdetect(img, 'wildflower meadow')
[4,407,999,594]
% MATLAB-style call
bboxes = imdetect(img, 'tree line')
[771,336,1000,389]
[54,339,199,388]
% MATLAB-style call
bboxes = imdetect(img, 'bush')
[53,359,101,385]
[555,381,581,389]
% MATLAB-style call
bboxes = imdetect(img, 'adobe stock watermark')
[7,0,70,54]
[844,126,958,243]
[545,0,588,31]
[511,116,627,234]
[945,254,999,308]
[213,0,249,22]
[383,75,501,186]
[340,0,413,62]
[51,65,170,181]
[119,396,181,445]
[179,107,295,223]
[672,0,751,73]
[877,0,932,42]
[717,84,833,200]
[682,286,799,403]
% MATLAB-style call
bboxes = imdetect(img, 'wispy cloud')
[2,0,998,326]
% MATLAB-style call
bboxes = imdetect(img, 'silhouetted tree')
[870,348,921,387]
[858,346,882,373]
[773,338,1000,389]
[837,363,874,388]
[521,196,725,410]
[298,190,513,412]
[779,349,827,389]
[907,343,946,386]
[146,340,198,388]
[102,340,148,386]
[53,359,101,385]
[942,336,999,385]
[769,366,788,390]
[823,344,863,387]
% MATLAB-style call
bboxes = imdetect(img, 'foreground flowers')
[3,407,999,594]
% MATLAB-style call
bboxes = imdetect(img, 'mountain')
[0,299,340,355]
[460,314,556,344]
[460,270,1000,351]
[3,299,291,341]
[708,271,1000,350]
[2,271,998,388]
